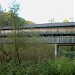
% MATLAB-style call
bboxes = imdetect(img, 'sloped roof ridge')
[24,22,75,28]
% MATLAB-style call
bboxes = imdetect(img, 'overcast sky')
[0,0,74,24]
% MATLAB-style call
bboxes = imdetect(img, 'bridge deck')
[0,36,75,44]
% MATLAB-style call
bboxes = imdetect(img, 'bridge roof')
[0,22,75,30]
[24,22,75,28]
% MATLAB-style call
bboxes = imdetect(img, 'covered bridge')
[0,22,75,57]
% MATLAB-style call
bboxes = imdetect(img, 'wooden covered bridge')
[0,22,75,57]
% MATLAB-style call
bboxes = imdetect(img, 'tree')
[63,19,69,22]
[2,12,27,26]
[9,0,21,64]
[9,0,20,26]
[48,18,56,23]
[0,4,9,62]
[0,1,27,63]
[0,4,4,27]
[26,20,35,24]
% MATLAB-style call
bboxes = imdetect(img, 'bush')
[0,58,75,75]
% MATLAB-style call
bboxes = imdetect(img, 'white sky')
[0,0,74,24]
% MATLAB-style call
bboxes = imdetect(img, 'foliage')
[0,58,75,75]
[48,18,56,23]
[0,32,75,74]
[26,20,35,24]
[3,12,27,26]
[63,19,69,22]
[0,1,75,75]
[0,1,27,27]
[9,0,20,15]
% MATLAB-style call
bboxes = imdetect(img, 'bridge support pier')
[55,44,60,58]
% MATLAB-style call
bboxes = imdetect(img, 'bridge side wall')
[21,27,75,33]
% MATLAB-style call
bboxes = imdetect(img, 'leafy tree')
[9,0,20,26]
[9,0,21,63]
[2,12,27,26]
[0,1,27,27]
[0,4,8,62]
[0,4,4,27]
[63,19,69,22]
[27,20,35,24]
[48,18,56,23]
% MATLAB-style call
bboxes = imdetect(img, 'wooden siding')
[0,27,75,34]
[0,26,75,44]
[22,27,75,33]
[0,36,75,44]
